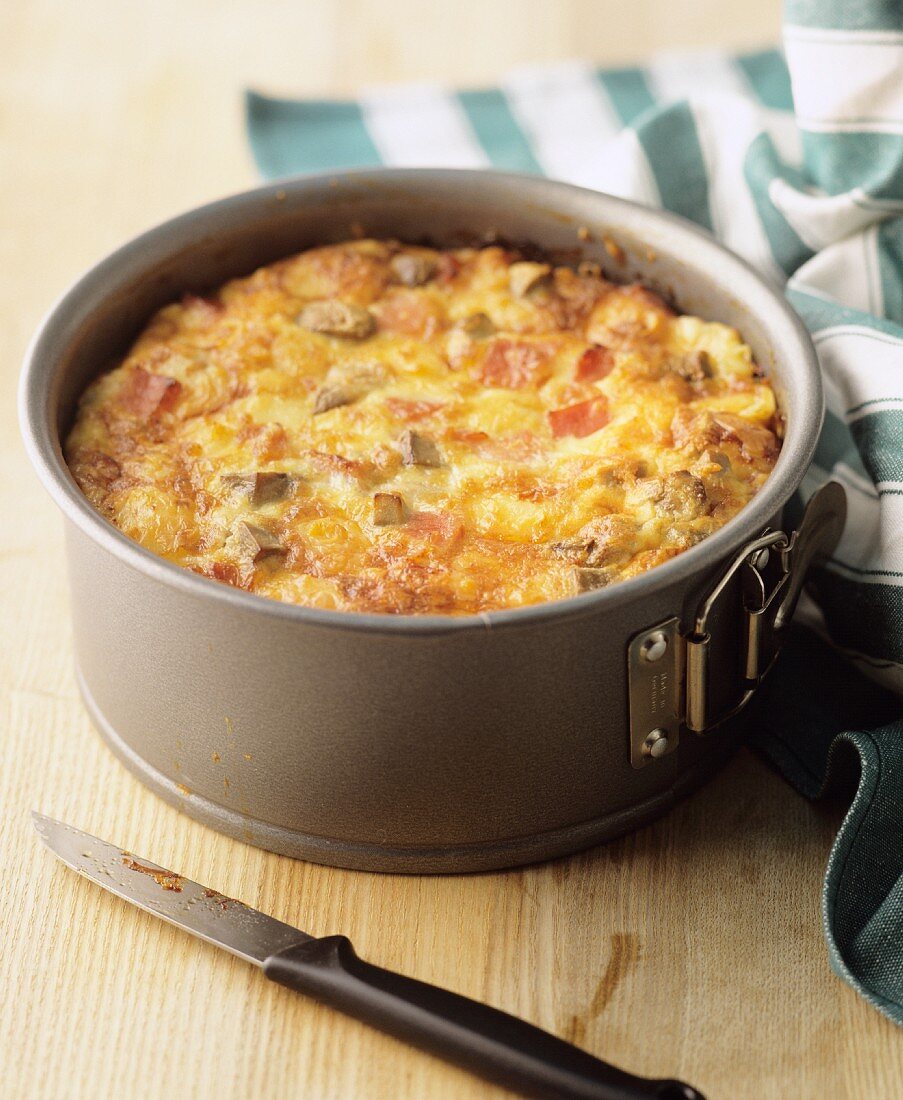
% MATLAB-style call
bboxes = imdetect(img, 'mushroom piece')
[671,349,713,384]
[508,261,552,298]
[399,429,442,468]
[552,515,639,568]
[446,313,497,369]
[660,470,708,516]
[373,492,406,525]
[313,384,356,414]
[390,252,437,287]
[574,567,610,592]
[233,521,284,562]
[297,299,375,339]
[222,472,293,507]
[461,312,496,338]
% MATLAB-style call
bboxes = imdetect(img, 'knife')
[32,812,703,1100]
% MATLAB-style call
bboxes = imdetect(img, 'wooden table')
[3,3,901,1097]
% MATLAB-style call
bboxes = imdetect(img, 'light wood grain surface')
[3,3,902,1098]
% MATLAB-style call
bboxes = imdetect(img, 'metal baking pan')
[19,169,841,873]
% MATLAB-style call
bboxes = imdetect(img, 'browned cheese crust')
[66,240,782,614]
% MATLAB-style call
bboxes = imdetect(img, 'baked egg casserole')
[65,240,782,615]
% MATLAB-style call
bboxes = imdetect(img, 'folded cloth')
[247,0,903,1025]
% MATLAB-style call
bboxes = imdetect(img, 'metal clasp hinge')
[627,481,846,768]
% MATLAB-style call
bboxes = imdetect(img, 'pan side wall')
[67,522,732,863]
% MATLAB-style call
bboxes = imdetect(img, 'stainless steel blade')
[32,812,311,965]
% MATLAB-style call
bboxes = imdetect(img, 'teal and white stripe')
[360,82,490,168]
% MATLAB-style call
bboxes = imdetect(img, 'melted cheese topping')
[66,240,782,615]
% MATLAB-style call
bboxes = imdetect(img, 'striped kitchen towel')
[247,0,903,1026]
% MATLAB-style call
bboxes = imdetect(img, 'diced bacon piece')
[478,340,552,390]
[124,369,181,419]
[576,345,614,382]
[548,396,610,439]
[384,397,445,421]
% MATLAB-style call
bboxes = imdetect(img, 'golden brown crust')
[65,240,781,615]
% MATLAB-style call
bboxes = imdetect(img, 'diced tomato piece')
[576,345,614,382]
[548,396,610,439]
[384,397,445,421]
[124,368,181,419]
[478,341,551,389]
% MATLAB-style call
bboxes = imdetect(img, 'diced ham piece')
[576,345,614,382]
[548,396,610,439]
[211,561,244,586]
[478,341,551,390]
[124,369,181,420]
[408,510,465,550]
[384,397,444,421]
[435,253,461,283]
[447,428,490,445]
[308,450,368,478]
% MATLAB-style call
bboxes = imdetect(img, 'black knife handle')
[264,936,703,1100]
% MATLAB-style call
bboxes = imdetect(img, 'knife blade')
[32,812,703,1100]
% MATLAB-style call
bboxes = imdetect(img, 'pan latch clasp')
[628,481,846,768]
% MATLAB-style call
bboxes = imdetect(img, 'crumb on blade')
[122,857,183,892]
